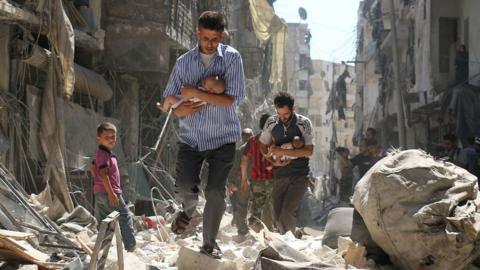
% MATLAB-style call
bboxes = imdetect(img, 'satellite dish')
[298,7,307,20]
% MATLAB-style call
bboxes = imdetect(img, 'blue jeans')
[94,193,136,251]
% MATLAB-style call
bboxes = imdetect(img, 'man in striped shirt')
[241,113,275,232]
[161,11,245,258]
[259,92,314,238]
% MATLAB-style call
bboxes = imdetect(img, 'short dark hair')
[259,113,271,130]
[466,136,475,145]
[365,138,378,146]
[336,147,349,155]
[274,92,294,110]
[443,133,457,143]
[97,122,117,136]
[366,127,377,136]
[198,11,226,32]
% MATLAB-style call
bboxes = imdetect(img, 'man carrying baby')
[259,92,314,238]
[160,10,245,259]
[160,75,226,112]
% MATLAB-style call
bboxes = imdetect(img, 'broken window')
[299,54,310,69]
[438,17,457,73]
[299,80,308,90]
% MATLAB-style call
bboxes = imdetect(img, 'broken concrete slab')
[343,242,368,268]
[176,246,237,270]
[17,265,38,270]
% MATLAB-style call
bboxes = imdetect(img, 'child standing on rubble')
[92,122,136,252]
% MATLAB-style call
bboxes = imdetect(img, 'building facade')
[354,0,480,151]
[286,23,312,116]
[309,60,356,176]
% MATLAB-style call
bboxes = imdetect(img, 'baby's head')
[292,136,305,149]
[203,75,226,94]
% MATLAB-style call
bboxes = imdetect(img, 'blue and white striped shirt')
[163,43,246,151]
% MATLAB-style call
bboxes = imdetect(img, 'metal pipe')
[20,41,113,101]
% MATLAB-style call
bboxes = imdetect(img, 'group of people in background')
[334,128,385,203]
[436,133,480,179]
[334,129,480,204]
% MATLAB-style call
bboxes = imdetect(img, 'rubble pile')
[0,165,86,269]
[6,149,480,269]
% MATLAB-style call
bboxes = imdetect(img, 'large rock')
[353,149,480,270]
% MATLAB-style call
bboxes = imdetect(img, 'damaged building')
[354,0,480,150]
[308,61,356,177]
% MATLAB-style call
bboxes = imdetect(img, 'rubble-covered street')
[1,0,480,269]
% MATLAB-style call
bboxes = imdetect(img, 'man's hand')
[181,85,199,99]
[268,146,285,157]
[227,183,238,195]
[240,178,250,191]
[108,193,119,207]
[173,101,204,117]
[269,157,292,167]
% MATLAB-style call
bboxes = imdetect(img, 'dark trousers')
[271,175,308,235]
[94,193,136,250]
[175,143,235,248]
[231,187,250,235]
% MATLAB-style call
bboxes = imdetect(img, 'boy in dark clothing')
[351,139,373,177]
[93,122,136,252]
[458,137,479,176]
[436,133,461,164]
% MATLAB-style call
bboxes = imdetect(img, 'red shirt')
[246,135,273,181]
[93,145,122,194]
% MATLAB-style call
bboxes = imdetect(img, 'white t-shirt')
[200,52,216,67]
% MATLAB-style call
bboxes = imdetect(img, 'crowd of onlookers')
[435,133,480,178]
[333,128,385,202]
[332,129,480,203]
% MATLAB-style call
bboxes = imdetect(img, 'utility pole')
[328,63,338,199]
[389,0,406,148]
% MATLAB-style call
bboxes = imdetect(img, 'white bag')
[353,149,480,270]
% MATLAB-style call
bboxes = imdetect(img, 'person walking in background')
[335,147,353,202]
[241,113,275,233]
[228,128,253,241]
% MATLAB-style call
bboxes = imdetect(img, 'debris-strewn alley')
[1,0,480,269]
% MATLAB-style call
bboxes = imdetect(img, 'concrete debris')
[343,240,368,268]
[176,246,237,270]
[17,266,38,270]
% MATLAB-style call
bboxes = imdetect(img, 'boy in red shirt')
[93,122,136,252]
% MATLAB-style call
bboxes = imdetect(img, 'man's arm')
[271,116,315,158]
[99,168,119,207]
[171,101,205,117]
[161,60,204,117]
[260,142,291,167]
[240,155,250,190]
[270,144,314,158]
[181,86,234,106]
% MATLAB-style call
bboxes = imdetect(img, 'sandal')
[200,243,222,259]
[171,211,191,235]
